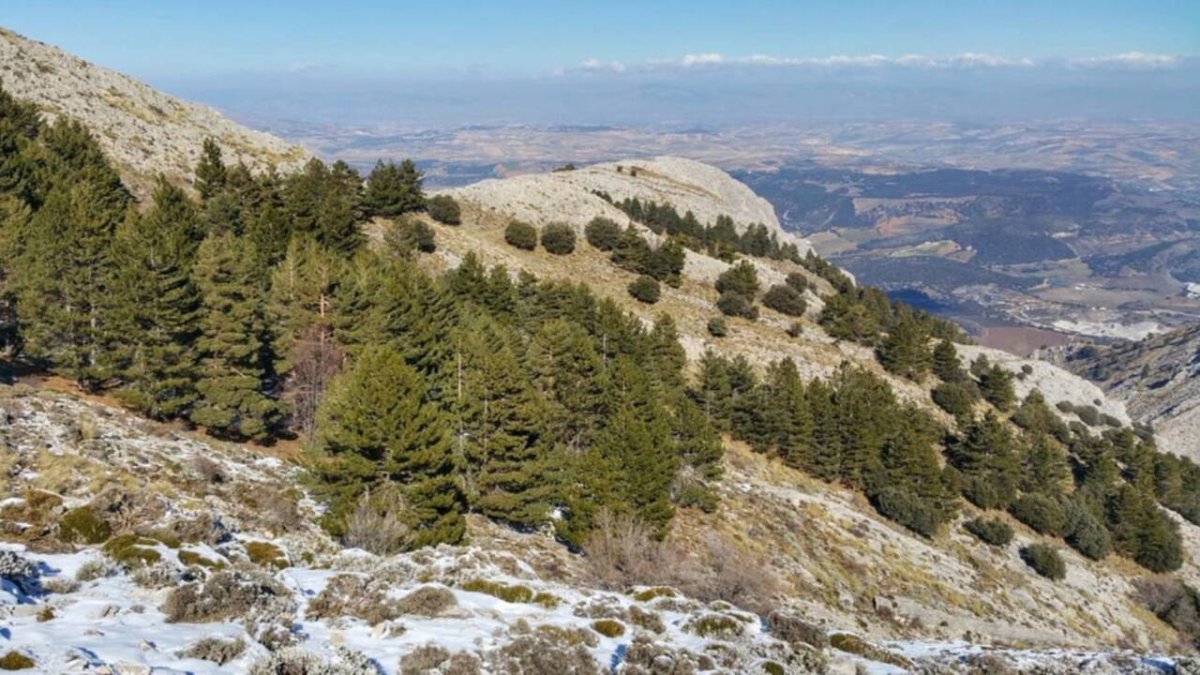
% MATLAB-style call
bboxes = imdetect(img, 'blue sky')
[4,0,1197,78]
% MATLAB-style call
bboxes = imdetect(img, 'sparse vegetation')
[964,517,1013,547]
[627,275,661,304]
[179,637,246,665]
[584,216,621,251]
[396,585,459,617]
[57,506,112,544]
[1019,543,1066,580]
[590,618,625,637]
[504,220,538,250]
[426,194,461,224]
[0,651,35,671]
[540,222,577,255]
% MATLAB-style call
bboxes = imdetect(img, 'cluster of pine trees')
[591,191,804,263]
[696,353,957,535]
[0,85,721,550]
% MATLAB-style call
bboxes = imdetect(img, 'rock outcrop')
[1058,324,1200,460]
[0,27,311,197]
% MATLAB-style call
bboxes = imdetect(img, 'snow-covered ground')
[0,542,806,674]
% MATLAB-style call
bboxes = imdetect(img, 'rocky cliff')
[1059,324,1200,460]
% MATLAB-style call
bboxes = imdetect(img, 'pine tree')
[449,316,561,528]
[806,378,843,481]
[194,138,227,201]
[526,318,606,449]
[364,159,425,217]
[932,339,965,382]
[763,358,812,468]
[820,293,880,344]
[948,413,1021,509]
[979,364,1017,411]
[190,233,282,440]
[15,161,128,389]
[108,178,202,418]
[572,403,678,540]
[269,237,345,437]
[315,347,465,547]
[876,313,931,379]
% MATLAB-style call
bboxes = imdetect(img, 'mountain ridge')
[0,26,311,197]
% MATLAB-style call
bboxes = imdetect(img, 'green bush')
[591,619,625,637]
[245,541,288,569]
[1064,500,1112,561]
[931,381,977,420]
[1009,494,1066,536]
[585,216,622,250]
[426,194,461,224]
[964,517,1013,547]
[385,217,436,255]
[58,506,112,544]
[1076,405,1101,427]
[871,487,939,537]
[102,534,163,569]
[707,317,729,337]
[461,579,559,608]
[0,650,35,670]
[761,284,807,316]
[627,275,661,304]
[715,261,760,298]
[784,272,809,294]
[540,222,577,255]
[1020,543,1066,580]
[716,292,758,319]
[504,221,538,251]
[785,322,804,338]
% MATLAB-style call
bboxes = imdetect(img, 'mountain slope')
[1060,324,1200,460]
[0,27,310,196]
[446,156,809,253]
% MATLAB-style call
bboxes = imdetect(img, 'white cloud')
[1069,52,1181,68]
[679,53,726,67]
[572,51,1183,74]
[580,57,626,73]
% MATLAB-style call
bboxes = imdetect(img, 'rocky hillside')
[445,156,808,252]
[1,384,1193,674]
[1058,324,1200,460]
[0,27,310,196]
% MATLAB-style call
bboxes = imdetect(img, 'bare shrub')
[41,576,79,594]
[768,611,828,648]
[582,510,679,591]
[131,562,182,589]
[620,635,709,674]
[306,574,398,625]
[487,634,599,675]
[399,644,449,673]
[1134,576,1200,646]
[584,511,777,614]
[162,568,295,627]
[344,485,414,555]
[0,550,39,596]
[179,637,246,665]
[193,455,228,484]
[396,585,458,617]
[248,646,380,675]
[284,325,344,440]
[160,512,229,546]
[75,558,117,582]
[692,534,779,614]
[259,488,305,535]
